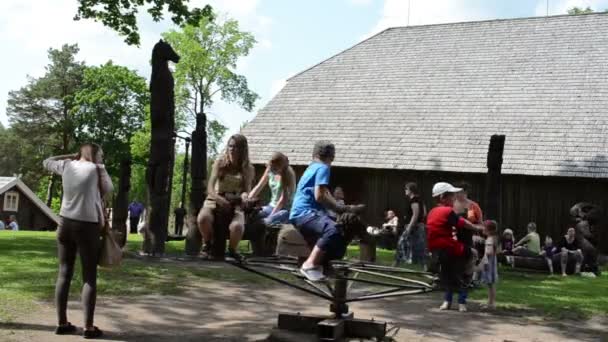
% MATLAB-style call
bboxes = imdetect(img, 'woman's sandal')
[83,326,103,339]
[55,322,77,335]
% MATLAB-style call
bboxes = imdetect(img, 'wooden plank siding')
[255,164,608,253]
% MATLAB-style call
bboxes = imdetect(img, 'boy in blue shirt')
[290,141,363,281]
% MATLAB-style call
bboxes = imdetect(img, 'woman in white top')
[43,143,113,339]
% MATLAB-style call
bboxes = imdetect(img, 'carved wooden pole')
[485,135,505,221]
[185,112,208,255]
[166,133,177,232]
[145,40,180,255]
[112,158,131,247]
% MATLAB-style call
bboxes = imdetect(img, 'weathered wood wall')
[275,165,608,253]
[0,187,57,231]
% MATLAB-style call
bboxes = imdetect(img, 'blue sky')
[1,0,607,140]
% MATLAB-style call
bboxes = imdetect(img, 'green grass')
[469,267,608,319]
[0,231,264,322]
[1,231,606,322]
[345,244,608,319]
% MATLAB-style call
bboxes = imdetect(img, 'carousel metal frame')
[227,255,437,341]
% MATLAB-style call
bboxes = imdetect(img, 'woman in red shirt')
[427,182,483,312]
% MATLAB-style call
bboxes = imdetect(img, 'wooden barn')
[242,13,608,252]
[0,177,59,231]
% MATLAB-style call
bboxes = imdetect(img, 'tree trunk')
[485,135,505,221]
[112,158,131,247]
[185,112,207,255]
[45,174,56,208]
[142,190,153,254]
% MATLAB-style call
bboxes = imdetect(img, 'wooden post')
[112,158,131,247]
[485,135,505,221]
[145,40,180,255]
[359,240,377,262]
[185,113,207,255]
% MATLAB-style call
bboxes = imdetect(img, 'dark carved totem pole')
[485,135,505,221]
[185,113,208,255]
[145,40,180,255]
[570,202,602,274]
[112,158,132,247]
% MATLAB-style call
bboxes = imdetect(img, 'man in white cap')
[426,182,484,312]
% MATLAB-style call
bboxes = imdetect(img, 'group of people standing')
[391,181,497,312]
[366,180,498,312]
[426,182,498,312]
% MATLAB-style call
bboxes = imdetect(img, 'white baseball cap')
[432,182,463,197]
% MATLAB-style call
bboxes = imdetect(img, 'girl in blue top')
[249,152,296,225]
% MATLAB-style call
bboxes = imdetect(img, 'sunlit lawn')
[1,231,606,322]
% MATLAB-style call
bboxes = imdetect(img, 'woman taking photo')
[197,134,255,261]
[249,152,296,225]
[43,143,113,339]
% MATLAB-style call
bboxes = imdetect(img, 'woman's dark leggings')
[55,217,101,328]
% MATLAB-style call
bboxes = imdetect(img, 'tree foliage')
[74,0,214,45]
[207,119,228,159]
[73,61,149,174]
[162,13,259,117]
[6,44,86,193]
[567,6,595,15]
[7,44,85,154]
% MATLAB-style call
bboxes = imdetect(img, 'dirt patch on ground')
[0,263,606,342]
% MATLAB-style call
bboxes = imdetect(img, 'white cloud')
[534,0,608,15]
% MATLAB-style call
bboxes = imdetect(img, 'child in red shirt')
[427,182,483,312]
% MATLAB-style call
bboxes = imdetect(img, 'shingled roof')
[242,13,608,178]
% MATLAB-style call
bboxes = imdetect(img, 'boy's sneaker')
[458,304,467,312]
[300,266,326,282]
[439,301,451,310]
